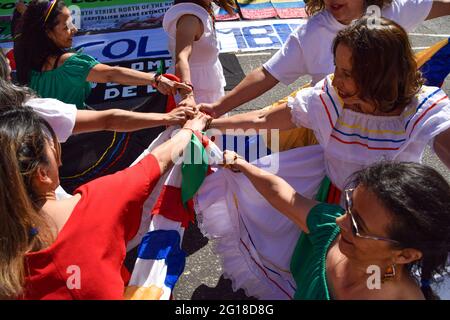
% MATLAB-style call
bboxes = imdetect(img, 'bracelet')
[182,81,194,91]
[205,117,213,131]
[181,127,196,134]
[152,72,162,88]
[223,153,243,172]
[181,92,195,99]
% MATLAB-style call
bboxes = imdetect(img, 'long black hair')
[15,0,67,85]
[349,162,450,299]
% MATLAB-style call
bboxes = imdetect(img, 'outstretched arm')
[151,113,210,174]
[72,107,194,134]
[173,14,203,110]
[86,64,192,96]
[199,67,279,118]
[222,151,317,233]
[426,0,450,20]
[210,103,296,133]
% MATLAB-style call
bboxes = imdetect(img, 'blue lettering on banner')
[138,36,155,57]
[75,41,105,51]
[216,23,301,51]
[104,39,136,60]
[216,28,248,50]
[76,37,169,61]
[273,24,293,44]
[243,25,281,48]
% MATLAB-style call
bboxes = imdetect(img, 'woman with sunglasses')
[14,0,192,109]
[221,152,450,300]
[195,17,450,299]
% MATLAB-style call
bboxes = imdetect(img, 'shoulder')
[410,86,449,114]
[25,97,77,114]
[57,53,99,74]
[381,0,433,31]
[356,278,424,300]
[403,86,450,135]
[306,203,344,234]
[176,14,204,38]
[292,11,329,40]
[57,53,77,67]
[163,3,210,32]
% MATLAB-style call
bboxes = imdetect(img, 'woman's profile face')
[46,6,78,49]
[332,44,358,100]
[335,186,396,264]
[41,134,62,191]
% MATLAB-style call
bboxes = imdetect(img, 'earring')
[383,264,396,282]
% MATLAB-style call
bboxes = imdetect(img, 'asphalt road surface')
[172,15,450,300]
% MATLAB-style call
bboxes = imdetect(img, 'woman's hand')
[221,150,245,172]
[183,112,211,132]
[197,102,219,118]
[156,75,192,95]
[165,107,197,125]
[178,94,198,119]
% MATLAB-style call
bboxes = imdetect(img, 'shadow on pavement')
[191,276,256,300]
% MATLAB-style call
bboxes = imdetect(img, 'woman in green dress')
[15,0,192,109]
[221,151,450,299]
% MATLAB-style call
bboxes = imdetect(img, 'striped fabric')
[417,38,450,88]
[271,0,307,19]
[237,0,277,19]
[125,127,223,300]
[215,6,240,21]
[316,77,449,153]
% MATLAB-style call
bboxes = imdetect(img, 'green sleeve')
[62,53,99,83]
[306,203,344,241]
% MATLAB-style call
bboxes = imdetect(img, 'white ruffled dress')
[195,75,450,299]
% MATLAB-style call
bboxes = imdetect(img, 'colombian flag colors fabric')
[125,126,223,300]
[271,0,307,19]
[237,0,278,19]
[417,38,450,88]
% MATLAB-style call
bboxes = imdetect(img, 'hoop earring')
[383,264,396,282]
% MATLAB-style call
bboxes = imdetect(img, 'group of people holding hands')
[0,0,450,300]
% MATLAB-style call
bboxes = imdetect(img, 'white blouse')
[289,75,450,189]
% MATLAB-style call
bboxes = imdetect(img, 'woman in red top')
[0,107,209,300]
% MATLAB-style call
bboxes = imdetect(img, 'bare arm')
[87,63,157,86]
[86,63,191,95]
[433,128,450,169]
[72,107,193,135]
[224,151,317,233]
[173,15,203,108]
[174,15,202,87]
[426,0,450,20]
[151,113,209,174]
[199,67,279,117]
[210,103,296,133]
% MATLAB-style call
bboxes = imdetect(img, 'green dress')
[290,203,345,300]
[29,53,99,109]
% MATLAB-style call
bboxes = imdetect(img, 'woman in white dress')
[195,17,450,299]
[163,0,236,108]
